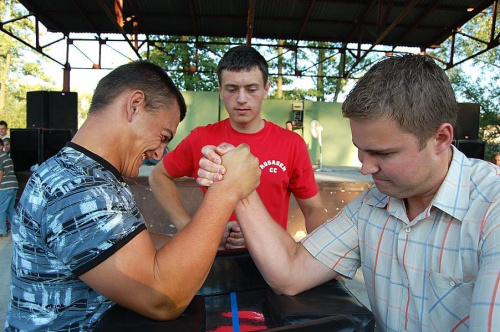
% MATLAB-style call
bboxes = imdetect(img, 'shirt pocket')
[427,270,474,331]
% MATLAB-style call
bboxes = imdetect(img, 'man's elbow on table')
[145,298,190,321]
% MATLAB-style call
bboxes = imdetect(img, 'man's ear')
[263,82,271,100]
[126,90,145,122]
[433,123,454,154]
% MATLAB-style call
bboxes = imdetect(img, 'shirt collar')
[65,142,123,181]
[365,145,470,222]
[431,145,470,221]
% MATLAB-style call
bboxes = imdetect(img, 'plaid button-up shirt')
[302,146,500,331]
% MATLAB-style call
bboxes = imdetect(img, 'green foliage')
[1,0,57,130]
[144,37,375,103]
[430,6,500,160]
[146,36,240,91]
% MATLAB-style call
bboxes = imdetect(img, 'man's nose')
[236,89,247,104]
[359,152,379,175]
[152,145,165,160]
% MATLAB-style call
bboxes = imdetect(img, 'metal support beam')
[346,0,419,75]
[187,0,200,36]
[296,0,316,41]
[246,0,256,46]
[97,0,141,59]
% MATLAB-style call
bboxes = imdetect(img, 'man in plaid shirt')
[199,55,500,331]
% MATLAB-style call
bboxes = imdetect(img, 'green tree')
[146,36,242,91]
[0,0,56,129]
[430,6,500,160]
[275,42,377,102]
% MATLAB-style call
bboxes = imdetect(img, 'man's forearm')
[304,206,329,233]
[296,194,328,233]
[235,192,303,290]
[149,167,191,230]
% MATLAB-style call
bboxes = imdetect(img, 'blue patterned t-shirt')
[6,143,146,331]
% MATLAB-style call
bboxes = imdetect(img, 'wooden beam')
[246,0,256,46]
[296,0,316,40]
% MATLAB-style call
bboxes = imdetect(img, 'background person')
[3,137,11,157]
[285,120,293,131]
[0,120,9,142]
[6,61,260,331]
[199,55,500,331]
[149,46,326,249]
[0,138,18,237]
[491,153,500,166]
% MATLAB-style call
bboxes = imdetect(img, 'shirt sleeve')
[468,200,500,330]
[0,153,6,172]
[301,190,367,278]
[45,177,146,276]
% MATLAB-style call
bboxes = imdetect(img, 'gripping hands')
[198,143,258,249]
[206,143,260,202]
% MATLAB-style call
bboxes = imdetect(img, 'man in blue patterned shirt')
[6,61,261,331]
[199,55,500,331]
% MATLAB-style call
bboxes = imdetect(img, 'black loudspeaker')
[27,91,78,133]
[453,139,485,160]
[10,129,41,172]
[455,103,480,140]
[42,129,73,161]
[10,128,72,171]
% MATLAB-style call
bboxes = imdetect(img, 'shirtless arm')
[296,193,328,233]
[235,191,338,295]
[197,143,337,294]
[149,162,191,230]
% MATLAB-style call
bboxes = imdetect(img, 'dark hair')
[89,61,186,121]
[0,121,7,127]
[217,46,269,85]
[0,138,3,147]
[286,121,292,125]
[342,55,458,149]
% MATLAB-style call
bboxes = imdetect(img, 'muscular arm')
[235,191,338,296]
[148,162,191,230]
[80,145,260,321]
[296,193,328,233]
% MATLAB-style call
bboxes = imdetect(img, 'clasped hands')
[198,143,251,249]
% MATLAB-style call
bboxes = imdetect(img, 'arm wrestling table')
[94,248,375,331]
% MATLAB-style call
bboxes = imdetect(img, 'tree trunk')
[317,48,325,102]
[277,40,283,99]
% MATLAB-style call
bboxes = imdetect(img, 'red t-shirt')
[163,119,319,229]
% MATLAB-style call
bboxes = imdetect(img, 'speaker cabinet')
[42,129,73,162]
[455,103,480,140]
[27,91,78,134]
[453,139,485,160]
[10,129,42,172]
[10,128,73,172]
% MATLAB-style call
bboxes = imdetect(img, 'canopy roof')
[3,0,498,89]
[17,0,495,49]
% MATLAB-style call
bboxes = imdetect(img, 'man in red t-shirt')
[149,46,326,249]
